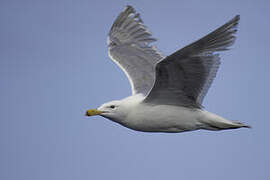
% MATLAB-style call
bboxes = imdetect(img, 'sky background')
[1,0,270,179]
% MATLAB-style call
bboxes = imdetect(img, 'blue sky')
[1,0,269,179]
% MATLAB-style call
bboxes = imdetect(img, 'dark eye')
[110,105,115,109]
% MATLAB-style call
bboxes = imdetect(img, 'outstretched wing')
[144,15,240,108]
[108,6,164,95]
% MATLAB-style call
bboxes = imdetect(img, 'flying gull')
[86,6,250,133]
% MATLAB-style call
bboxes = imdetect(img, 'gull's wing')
[144,15,240,108]
[108,6,164,95]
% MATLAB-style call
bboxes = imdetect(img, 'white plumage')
[86,5,250,133]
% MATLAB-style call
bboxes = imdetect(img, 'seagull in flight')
[86,5,250,133]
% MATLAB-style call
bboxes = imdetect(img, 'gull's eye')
[110,105,115,109]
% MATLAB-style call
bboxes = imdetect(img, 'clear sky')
[1,0,269,179]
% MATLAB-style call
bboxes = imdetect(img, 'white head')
[85,94,144,125]
[85,100,128,124]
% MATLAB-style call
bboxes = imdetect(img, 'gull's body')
[86,6,250,133]
[98,94,247,133]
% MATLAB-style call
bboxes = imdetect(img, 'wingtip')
[124,5,135,12]
[234,14,240,22]
[125,5,133,8]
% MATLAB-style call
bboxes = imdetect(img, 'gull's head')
[86,95,144,125]
[85,100,127,123]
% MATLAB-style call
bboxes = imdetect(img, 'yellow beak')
[85,109,103,116]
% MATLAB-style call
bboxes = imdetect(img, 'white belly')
[124,103,204,132]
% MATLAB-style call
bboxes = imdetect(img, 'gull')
[86,5,250,133]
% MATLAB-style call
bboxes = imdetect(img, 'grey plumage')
[144,15,239,108]
[108,6,164,95]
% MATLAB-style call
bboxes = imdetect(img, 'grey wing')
[144,15,240,108]
[108,6,164,95]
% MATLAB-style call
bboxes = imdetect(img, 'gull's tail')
[229,120,251,129]
[199,111,251,131]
